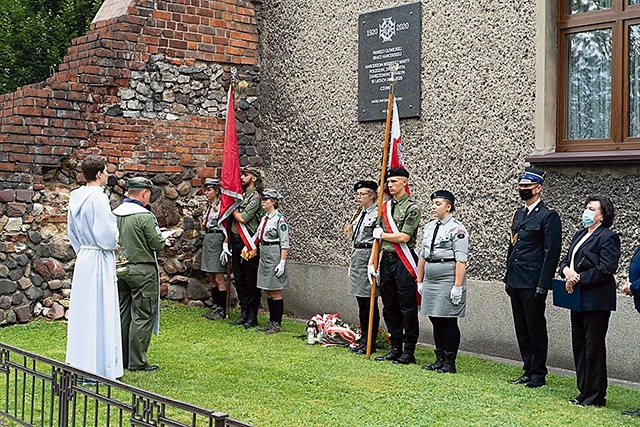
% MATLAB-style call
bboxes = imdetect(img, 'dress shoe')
[422,349,445,371]
[509,374,531,385]
[374,347,402,362]
[525,378,546,388]
[622,409,640,417]
[392,352,416,365]
[129,364,159,372]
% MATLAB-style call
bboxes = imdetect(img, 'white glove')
[274,260,286,277]
[450,285,463,306]
[417,282,424,295]
[367,264,379,285]
[220,242,232,265]
[372,227,383,239]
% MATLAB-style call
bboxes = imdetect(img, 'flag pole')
[366,63,398,359]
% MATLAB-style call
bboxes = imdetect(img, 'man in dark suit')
[504,167,562,388]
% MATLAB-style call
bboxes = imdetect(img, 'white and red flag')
[217,84,243,235]
[385,96,411,197]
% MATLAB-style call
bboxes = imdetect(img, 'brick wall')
[0,0,263,324]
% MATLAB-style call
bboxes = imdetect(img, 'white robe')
[66,185,123,380]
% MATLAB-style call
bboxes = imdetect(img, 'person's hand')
[274,260,286,278]
[563,266,579,285]
[565,282,574,295]
[373,228,383,239]
[534,287,548,303]
[623,281,633,296]
[367,264,378,285]
[450,285,463,305]
[220,242,232,265]
[417,282,424,295]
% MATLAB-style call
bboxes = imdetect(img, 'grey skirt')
[347,248,379,297]
[201,232,225,273]
[421,261,466,318]
[257,244,289,290]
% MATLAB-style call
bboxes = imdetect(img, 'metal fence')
[0,343,253,427]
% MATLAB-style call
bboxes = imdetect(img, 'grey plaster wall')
[287,262,640,382]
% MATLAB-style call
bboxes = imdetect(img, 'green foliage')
[0,0,103,94]
[3,303,640,427]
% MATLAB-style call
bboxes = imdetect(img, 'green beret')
[241,166,262,180]
[127,177,154,189]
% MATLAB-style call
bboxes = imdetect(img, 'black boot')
[393,344,416,365]
[374,344,402,362]
[350,341,365,353]
[355,341,376,355]
[422,349,445,371]
[229,307,249,326]
[242,308,258,329]
[437,351,457,373]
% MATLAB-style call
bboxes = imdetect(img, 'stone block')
[12,293,23,305]
[14,305,31,323]
[0,296,11,309]
[32,258,65,280]
[0,265,8,278]
[0,189,15,202]
[1,309,17,326]
[8,267,23,281]
[47,302,65,320]
[163,257,185,274]
[166,284,186,300]
[15,190,33,202]
[24,286,43,300]
[0,279,17,295]
[6,202,26,217]
[186,277,209,300]
[4,218,22,232]
[17,277,32,290]
[48,279,63,290]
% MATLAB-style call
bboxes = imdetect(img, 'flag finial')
[388,62,399,85]
[231,66,238,83]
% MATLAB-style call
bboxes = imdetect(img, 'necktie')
[391,200,398,215]
[429,221,442,258]
[203,205,212,229]
[353,210,366,242]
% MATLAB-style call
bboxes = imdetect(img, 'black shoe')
[203,306,225,320]
[229,308,249,326]
[509,374,531,384]
[129,364,159,372]
[622,409,640,417]
[350,342,365,353]
[422,349,445,371]
[374,347,402,362]
[392,352,416,365]
[355,344,376,355]
[525,378,546,388]
[436,351,457,373]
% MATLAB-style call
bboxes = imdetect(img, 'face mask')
[519,188,535,201]
[582,210,596,227]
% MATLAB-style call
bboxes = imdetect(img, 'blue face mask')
[582,209,596,227]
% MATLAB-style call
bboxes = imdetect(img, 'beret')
[354,180,378,192]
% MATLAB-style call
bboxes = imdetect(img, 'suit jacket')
[505,201,562,290]
[628,245,640,313]
[558,226,621,311]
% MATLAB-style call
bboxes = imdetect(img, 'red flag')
[218,84,243,234]
[385,96,411,197]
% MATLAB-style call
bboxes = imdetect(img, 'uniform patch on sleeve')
[456,229,466,239]
[406,209,419,226]
[249,199,257,208]
[280,224,287,232]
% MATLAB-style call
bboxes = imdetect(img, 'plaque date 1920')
[366,22,409,37]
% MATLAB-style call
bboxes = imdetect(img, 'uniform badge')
[249,199,257,208]
[280,224,287,232]
[457,229,466,239]
[406,209,418,226]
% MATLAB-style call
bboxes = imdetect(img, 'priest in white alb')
[66,155,123,381]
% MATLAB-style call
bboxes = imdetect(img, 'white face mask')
[582,209,596,227]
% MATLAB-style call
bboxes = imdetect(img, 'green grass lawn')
[2,302,640,427]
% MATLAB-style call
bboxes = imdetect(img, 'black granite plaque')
[358,2,421,122]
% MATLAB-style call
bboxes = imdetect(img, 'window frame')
[556,0,640,152]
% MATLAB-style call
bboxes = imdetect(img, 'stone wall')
[0,0,262,323]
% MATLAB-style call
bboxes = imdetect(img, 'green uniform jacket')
[112,201,165,263]
[381,193,421,253]
[231,187,263,236]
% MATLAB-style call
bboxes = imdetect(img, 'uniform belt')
[205,229,223,234]
[353,243,373,249]
[261,241,280,246]
[426,258,456,263]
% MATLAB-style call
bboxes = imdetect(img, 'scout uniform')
[505,167,562,388]
[113,177,166,371]
[374,168,421,364]
[229,167,264,328]
[201,177,227,321]
[347,180,380,355]
[256,188,290,334]
[420,189,468,374]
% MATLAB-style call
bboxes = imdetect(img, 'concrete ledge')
[285,262,640,383]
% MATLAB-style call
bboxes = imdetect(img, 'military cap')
[353,180,378,192]
[519,167,545,185]
[241,166,262,180]
[262,188,282,200]
[203,178,220,187]
[386,167,410,179]
[431,189,455,207]
[127,177,153,189]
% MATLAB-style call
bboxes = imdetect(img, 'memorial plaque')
[358,2,421,122]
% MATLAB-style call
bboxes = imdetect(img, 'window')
[557,0,640,151]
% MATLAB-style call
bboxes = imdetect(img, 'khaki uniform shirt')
[231,187,262,236]
[381,193,421,253]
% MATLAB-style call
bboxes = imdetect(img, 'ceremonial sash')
[382,201,418,278]
[236,216,268,260]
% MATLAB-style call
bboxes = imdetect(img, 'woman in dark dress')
[559,196,620,407]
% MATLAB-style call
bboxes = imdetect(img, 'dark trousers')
[379,252,419,347]
[356,296,380,344]
[231,235,261,310]
[429,316,460,353]
[571,310,610,406]
[509,288,548,380]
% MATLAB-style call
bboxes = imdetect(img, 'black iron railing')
[0,343,253,427]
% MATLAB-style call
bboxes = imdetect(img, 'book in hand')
[552,278,581,312]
